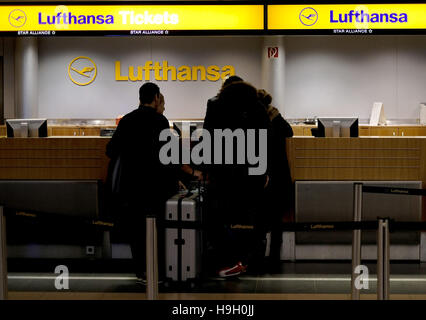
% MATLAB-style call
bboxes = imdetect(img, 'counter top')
[47,119,116,126]
[291,123,426,127]
[48,124,116,128]
[292,135,426,138]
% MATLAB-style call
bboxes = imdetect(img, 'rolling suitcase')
[165,189,203,283]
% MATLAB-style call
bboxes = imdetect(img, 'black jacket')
[269,114,293,182]
[203,95,220,135]
[266,113,294,221]
[106,106,178,215]
[202,85,272,225]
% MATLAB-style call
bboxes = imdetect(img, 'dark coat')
[266,113,294,222]
[202,83,272,225]
[106,106,178,217]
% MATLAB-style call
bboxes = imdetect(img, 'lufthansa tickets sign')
[268,4,426,33]
[1,5,263,34]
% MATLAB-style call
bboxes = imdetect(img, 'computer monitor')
[172,121,204,140]
[6,119,48,137]
[316,118,359,137]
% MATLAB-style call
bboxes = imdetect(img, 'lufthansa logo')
[300,7,318,26]
[390,189,409,194]
[68,56,97,86]
[9,9,27,28]
[310,224,334,229]
[92,220,114,227]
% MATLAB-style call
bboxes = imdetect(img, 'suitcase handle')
[179,190,193,199]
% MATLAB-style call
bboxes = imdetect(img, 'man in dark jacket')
[106,82,178,282]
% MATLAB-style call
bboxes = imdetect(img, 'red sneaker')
[218,262,247,278]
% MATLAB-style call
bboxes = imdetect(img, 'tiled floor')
[10,292,425,300]
[6,260,426,299]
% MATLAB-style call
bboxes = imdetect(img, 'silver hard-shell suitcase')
[165,190,202,282]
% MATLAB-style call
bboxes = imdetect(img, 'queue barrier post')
[351,183,363,300]
[0,206,7,300]
[362,185,426,300]
[385,219,390,300]
[377,218,390,300]
[146,215,159,300]
[102,230,112,259]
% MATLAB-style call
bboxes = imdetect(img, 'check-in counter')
[1,136,425,260]
[285,136,426,261]
[290,124,426,137]
[48,126,117,137]
[286,136,426,185]
[3,122,423,138]
[0,137,111,259]
[0,137,109,180]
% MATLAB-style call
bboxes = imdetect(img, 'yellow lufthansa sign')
[268,4,426,30]
[68,56,97,86]
[0,5,263,31]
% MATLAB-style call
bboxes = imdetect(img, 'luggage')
[165,189,203,282]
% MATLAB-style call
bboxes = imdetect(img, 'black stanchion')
[0,206,7,300]
[358,184,426,300]
[377,218,390,300]
[352,183,363,300]
[146,215,158,300]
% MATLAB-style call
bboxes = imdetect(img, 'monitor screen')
[6,119,48,138]
[316,118,359,137]
[172,121,204,140]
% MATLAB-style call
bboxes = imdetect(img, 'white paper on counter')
[369,102,386,126]
[420,103,426,125]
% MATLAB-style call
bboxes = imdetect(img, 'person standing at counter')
[203,80,271,277]
[203,75,243,135]
[257,89,294,270]
[106,82,179,284]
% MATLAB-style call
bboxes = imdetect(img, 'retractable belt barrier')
[280,221,378,232]
[362,184,425,300]
[362,185,426,197]
[0,182,425,300]
[0,204,159,300]
[279,220,426,233]
[276,183,426,301]
[2,209,115,230]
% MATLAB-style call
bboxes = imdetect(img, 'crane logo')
[299,7,318,26]
[9,9,27,28]
[68,56,97,86]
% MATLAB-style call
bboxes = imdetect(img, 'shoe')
[218,262,247,278]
